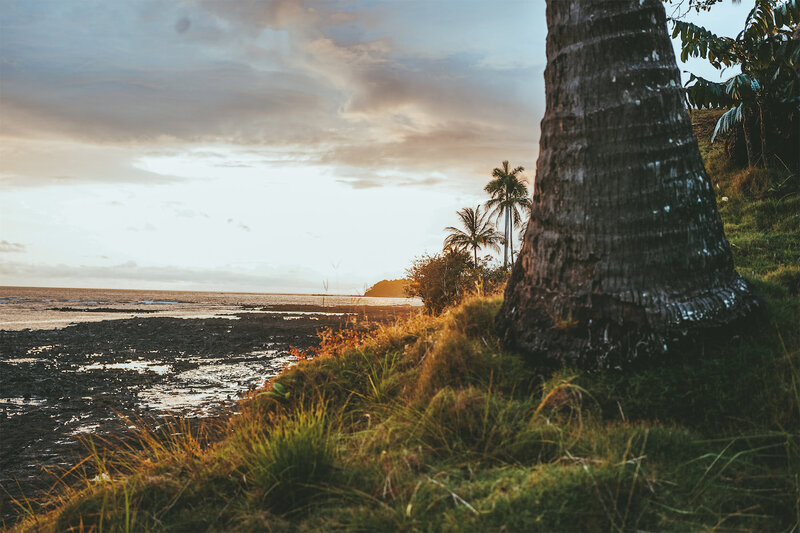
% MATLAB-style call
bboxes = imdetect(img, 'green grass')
[8,113,800,532]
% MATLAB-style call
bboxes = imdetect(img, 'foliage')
[443,205,502,266]
[694,109,799,288]
[664,0,725,18]
[674,0,800,168]
[403,250,510,315]
[484,160,531,267]
[404,249,478,314]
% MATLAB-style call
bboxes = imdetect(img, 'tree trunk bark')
[757,100,769,168]
[743,113,755,168]
[496,0,759,368]
[509,208,515,263]
[503,207,509,268]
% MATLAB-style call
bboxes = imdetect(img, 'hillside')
[364,279,409,298]
[9,113,799,532]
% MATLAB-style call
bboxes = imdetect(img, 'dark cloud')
[174,16,191,34]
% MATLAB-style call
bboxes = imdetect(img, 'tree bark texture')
[496,0,759,368]
[509,206,515,263]
[504,209,510,267]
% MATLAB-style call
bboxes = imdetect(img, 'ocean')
[0,286,421,331]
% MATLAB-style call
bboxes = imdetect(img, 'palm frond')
[685,74,735,109]
[671,20,735,67]
[712,104,744,142]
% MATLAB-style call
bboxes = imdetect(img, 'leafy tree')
[443,206,502,266]
[484,161,531,268]
[497,0,759,367]
[405,250,477,314]
[673,0,800,168]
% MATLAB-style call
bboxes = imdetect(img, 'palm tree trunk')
[509,210,514,263]
[503,208,509,268]
[496,0,758,367]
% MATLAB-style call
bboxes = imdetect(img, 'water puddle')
[27,345,58,355]
[71,423,101,435]
[0,397,48,417]
[137,350,295,415]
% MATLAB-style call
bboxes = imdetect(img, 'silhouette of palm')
[485,161,531,267]
[444,205,502,266]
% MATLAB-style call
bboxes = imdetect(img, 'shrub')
[405,249,478,314]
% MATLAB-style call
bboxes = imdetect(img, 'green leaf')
[712,105,743,142]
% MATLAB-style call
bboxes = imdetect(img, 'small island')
[363,279,409,298]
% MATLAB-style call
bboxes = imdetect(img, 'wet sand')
[0,303,417,523]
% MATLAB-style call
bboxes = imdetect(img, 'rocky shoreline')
[0,304,416,523]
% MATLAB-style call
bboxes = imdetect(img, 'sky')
[0,0,751,294]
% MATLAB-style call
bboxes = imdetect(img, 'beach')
[0,287,420,521]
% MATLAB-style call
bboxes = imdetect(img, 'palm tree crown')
[443,205,502,266]
[484,161,531,267]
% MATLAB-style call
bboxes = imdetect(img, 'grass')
[7,112,800,532]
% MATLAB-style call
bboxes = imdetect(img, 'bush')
[405,249,478,314]
[405,252,511,314]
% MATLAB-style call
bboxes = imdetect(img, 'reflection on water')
[27,345,57,355]
[77,361,172,374]
[0,397,47,417]
[138,350,296,415]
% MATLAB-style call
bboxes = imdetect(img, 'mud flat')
[0,304,417,522]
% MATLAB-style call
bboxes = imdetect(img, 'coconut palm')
[496,0,759,367]
[443,205,502,267]
[484,161,531,268]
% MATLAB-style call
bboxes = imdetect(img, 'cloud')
[0,240,26,253]
[0,259,325,293]
[0,139,184,189]
[0,0,544,187]
[174,16,191,34]
[335,173,446,190]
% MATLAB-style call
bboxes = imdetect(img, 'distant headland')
[364,279,409,298]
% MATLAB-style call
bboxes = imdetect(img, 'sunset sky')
[1,0,749,294]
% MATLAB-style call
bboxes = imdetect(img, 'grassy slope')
[11,113,800,532]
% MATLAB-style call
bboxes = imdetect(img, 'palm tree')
[484,161,531,268]
[443,206,502,267]
[496,0,759,368]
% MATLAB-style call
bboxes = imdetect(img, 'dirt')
[0,304,416,524]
